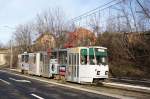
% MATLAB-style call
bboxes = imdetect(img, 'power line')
[69,0,123,22]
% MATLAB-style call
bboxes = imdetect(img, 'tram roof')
[52,46,107,52]
[19,51,47,55]
[52,48,68,52]
[70,46,107,49]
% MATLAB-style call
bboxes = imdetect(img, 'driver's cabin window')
[21,55,24,62]
[24,55,29,63]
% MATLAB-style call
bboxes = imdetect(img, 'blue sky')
[0,0,108,44]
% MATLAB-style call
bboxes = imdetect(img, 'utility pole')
[10,40,13,69]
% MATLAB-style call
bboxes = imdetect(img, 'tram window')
[90,55,96,65]
[40,53,43,61]
[77,54,79,65]
[102,57,105,63]
[101,57,107,65]
[45,55,49,63]
[72,54,74,65]
[96,56,107,65]
[21,55,24,62]
[50,55,55,59]
[34,55,36,63]
[51,52,57,59]
[65,57,67,64]
[71,54,73,65]
[80,49,87,65]
[77,54,79,77]
[69,54,71,65]
[74,54,76,65]
[93,48,108,65]
[24,55,29,63]
[80,55,87,65]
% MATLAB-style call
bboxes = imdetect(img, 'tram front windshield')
[22,55,29,63]
[80,48,108,65]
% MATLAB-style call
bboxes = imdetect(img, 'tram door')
[68,53,79,82]
[42,53,50,77]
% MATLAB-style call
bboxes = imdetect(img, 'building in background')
[64,27,96,48]
[33,33,56,51]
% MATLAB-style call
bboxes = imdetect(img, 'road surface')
[0,70,116,99]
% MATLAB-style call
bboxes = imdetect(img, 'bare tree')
[35,8,66,35]
[13,24,33,52]
[35,7,67,48]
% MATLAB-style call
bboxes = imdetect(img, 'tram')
[18,46,109,83]
[18,52,50,77]
[66,46,109,83]
[28,52,49,77]
[49,49,67,79]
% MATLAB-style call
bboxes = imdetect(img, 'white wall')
[0,54,7,65]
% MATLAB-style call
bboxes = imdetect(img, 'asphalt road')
[0,70,116,99]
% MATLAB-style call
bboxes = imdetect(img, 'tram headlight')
[97,71,100,75]
[105,71,108,75]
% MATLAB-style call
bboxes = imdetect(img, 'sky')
[0,0,108,45]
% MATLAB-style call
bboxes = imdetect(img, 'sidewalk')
[103,82,150,94]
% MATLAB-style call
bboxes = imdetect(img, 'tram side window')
[34,55,36,63]
[40,53,43,62]
[69,54,71,65]
[74,54,76,66]
[77,54,79,65]
[74,54,76,77]
[45,55,49,64]
[77,53,79,77]
[80,49,87,65]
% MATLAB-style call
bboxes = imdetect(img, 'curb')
[0,69,135,99]
[103,82,150,94]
